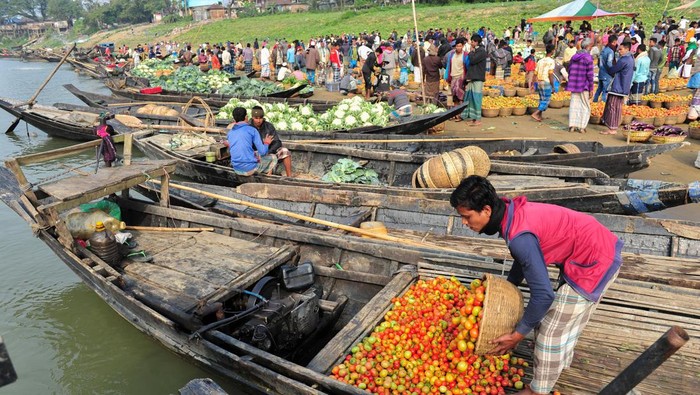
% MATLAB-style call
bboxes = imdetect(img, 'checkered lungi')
[628,81,645,105]
[261,63,271,78]
[233,154,278,176]
[568,91,591,129]
[274,147,291,160]
[530,268,620,394]
[602,93,625,130]
[333,64,341,82]
[461,81,484,121]
[244,60,253,73]
[537,81,552,112]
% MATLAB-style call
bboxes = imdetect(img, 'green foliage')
[3,0,49,20]
[237,2,260,18]
[322,159,380,185]
[218,77,285,96]
[46,0,82,22]
[162,14,192,24]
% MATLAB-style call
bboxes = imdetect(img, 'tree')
[46,0,83,21]
[4,0,49,21]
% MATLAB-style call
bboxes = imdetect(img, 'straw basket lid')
[456,146,491,177]
[417,151,475,188]
[474,273,525,355]
[552,143,581,154]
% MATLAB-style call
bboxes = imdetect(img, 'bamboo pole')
[410,0,426,105]
[152,180,462,252]
[125,226,214,232]
[25,43,77,107]
[289,136,547,144]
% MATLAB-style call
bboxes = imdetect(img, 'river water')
[0,59,239,394]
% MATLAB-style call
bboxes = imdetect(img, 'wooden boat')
[0,98,104,141]
[1,143,699,395]
[56,92,468,136]
[142,181,700,259]
[66,82,340,112]
[274,137,687,178]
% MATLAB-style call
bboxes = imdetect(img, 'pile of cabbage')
[216,96,408,132]
[131,59,231,93]
[131,58,175,79]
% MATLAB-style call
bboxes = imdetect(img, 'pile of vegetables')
[322,159,380,185]
[147,66,231,93]
[623,121,655,132]
[218,96,448,132]
[652,125,686,136]
[218,77,284,96]
[131,58,175,79]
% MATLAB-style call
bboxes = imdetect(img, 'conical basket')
[474,273,524,355]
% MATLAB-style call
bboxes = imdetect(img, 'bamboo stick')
[127,124,227,133]
[289,137,547,144]
[125,226,214,232]
[152,180,462,252]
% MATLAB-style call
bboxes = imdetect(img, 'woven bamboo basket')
[552,143,581,154]
[407,81,420,90]
[689,126,700,139]
[677,113,688,124]
[620,114,634,125]
[498,107,513,117]
[664,116,678,125]
[622,129,653,143]
[650,134,688,144]
[503,88,516,97]
[548,100,564,109]
[512,107,527,116]
[482,108,499,118]
[474,273,524,355]
[456,146,491,177]
[516,87,530,97]
[648,100,663,108]
[664,101,682,109]
[589,115,602,124]
[527,106,538,115]
[653,117,666,127]
[634,116,654,124]
[414,150,475,188]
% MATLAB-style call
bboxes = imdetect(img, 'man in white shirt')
[680,16,689,31]
[260,43,271,79]
[222,47,232,73]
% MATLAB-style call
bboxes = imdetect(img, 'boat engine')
[231,276,321,354]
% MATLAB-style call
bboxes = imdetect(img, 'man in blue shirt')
[593,34,618,102]
[226,107,277,176]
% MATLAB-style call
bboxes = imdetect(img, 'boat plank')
[125,262,219,300]
[38,160,176,204]
[306,270,415,373]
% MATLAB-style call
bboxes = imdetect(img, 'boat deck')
[123,230,297,314]
[141,133,222,159]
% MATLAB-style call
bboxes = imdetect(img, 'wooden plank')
[179,379,228,395]
[200,245,298,306]
[37,161,177,213]
[306,270,416,373]
[160,173,170,208]
[3,158,38,204]
[124,262,219,300]
[13,134,126,166]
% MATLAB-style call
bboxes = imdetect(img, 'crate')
[139,86,163,94]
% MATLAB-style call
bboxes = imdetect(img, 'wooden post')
[0,336,17,389]
[598,326,689,395]
[25,43,77,107]
[160,172,170,208]
[121,133,133,198]
[410,0,426,105]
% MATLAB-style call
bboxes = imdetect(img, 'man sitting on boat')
[250,106,292,177]
[385,88,413,122]
[224,107,277,176]
[451,175,622,395]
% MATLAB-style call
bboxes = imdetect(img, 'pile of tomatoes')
[330,276,529,395]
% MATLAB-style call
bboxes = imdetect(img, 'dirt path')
[311,87,700,184]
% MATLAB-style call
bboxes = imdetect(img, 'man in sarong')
[566,38,595,133]
[601,42,634,135]
[461,34,487,127]
[531,44,555,122]
[443,37,469,117]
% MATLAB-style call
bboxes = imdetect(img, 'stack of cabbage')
[131,59,232,94]
[131,59,175,79]
[216,96,447,132]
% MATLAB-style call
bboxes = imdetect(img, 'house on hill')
[255,0,310,12]
[184,0,234,21]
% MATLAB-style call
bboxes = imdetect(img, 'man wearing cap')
[250,106,292,177]
[277,62,292,81]
[225,107,277,176]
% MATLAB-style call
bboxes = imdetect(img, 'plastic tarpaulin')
[527,0,637,22]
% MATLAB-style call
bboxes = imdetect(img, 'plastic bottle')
[65,210,126,240]
[88,221,120,265]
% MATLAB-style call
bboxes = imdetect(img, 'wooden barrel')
[414,149,475,188]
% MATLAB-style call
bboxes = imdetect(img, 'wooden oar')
[152,179,463,253]
[5,43,76,134]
